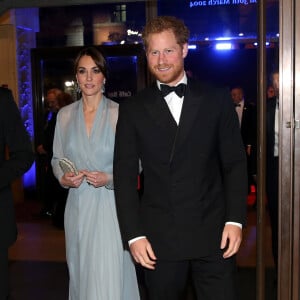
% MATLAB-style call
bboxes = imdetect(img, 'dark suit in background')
[266,95,279,266]
[0,87,34,299]
[231,86,257,194]
[240,102,257,198]
[266,70,280,270]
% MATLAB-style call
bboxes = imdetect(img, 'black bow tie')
[234,103,241,107]
[160,83,186,98]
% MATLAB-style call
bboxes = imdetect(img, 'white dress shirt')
[157,74,188,124]
[235,99,244,127]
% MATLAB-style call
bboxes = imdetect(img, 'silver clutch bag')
[58,158,79,175]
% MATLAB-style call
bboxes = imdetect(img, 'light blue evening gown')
[52,97,140,300]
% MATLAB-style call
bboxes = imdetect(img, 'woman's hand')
[61,171,85,188]
[81,170,108,188]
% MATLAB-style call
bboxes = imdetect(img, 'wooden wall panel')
[0,21,24,203]
[0,24,18,100]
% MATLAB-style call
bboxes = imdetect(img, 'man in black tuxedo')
[266,71,279,268]
[230,86,257,195]
[114,16,247,300]
[36,88,62,219]
[0,87,34,299]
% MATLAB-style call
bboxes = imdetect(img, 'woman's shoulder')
[56,101,80,124]
[104,96,119,127]
[59,100,79,114]
[105,96,119,107]
[104,96,119,113]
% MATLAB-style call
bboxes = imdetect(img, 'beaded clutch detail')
[58,158,79,175]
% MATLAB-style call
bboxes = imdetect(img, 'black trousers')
[144,250,237,300]
[0,248,9,300]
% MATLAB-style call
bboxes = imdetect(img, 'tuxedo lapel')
[143,84,178,134]
[142,82,204,163]
[175,81,204,152]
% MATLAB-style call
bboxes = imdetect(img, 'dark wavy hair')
[74,46,107,78]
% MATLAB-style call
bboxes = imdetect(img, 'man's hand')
[220,224,242,258]
[130,238,157,270]
[246,145,252,156]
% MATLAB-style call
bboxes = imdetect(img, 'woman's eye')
[77,68,86,75]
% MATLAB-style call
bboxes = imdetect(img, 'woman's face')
[76,55,105,98]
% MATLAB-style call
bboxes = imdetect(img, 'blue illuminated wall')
[15,8,39,190]
[17,26,36,189]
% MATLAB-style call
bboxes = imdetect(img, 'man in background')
[36,88,65,222]
[266,70,279,269]
[231,86,257,198]
[267,85,275,100]
[0,87,34,299]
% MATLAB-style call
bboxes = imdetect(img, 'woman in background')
[52,46,140,300]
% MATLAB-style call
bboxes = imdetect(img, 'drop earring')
[76,82,81,94]
[101,79,106,93]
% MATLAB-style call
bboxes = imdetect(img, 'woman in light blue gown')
[52,47,140,300]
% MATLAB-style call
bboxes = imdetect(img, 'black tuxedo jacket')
[0,88,34,248]
[114,79,247,260]
[266,96,278,189]
[239,102,257,176]
[266,96,277,161]
[240,102,257,149]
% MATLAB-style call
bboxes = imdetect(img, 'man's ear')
[182,43,188,58]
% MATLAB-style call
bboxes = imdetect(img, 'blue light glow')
[215,43,232,50]
[215,37,232,41]
[253,42,271,47]
[16,27,36,189]
[23,162,36,188]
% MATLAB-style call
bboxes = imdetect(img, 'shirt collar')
[236,99,244,107]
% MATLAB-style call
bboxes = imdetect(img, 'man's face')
[230,88,244,104]
[267,86,275,99]
[46,92,59,112]
[146,29,188,86]
[272,72,279,97]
